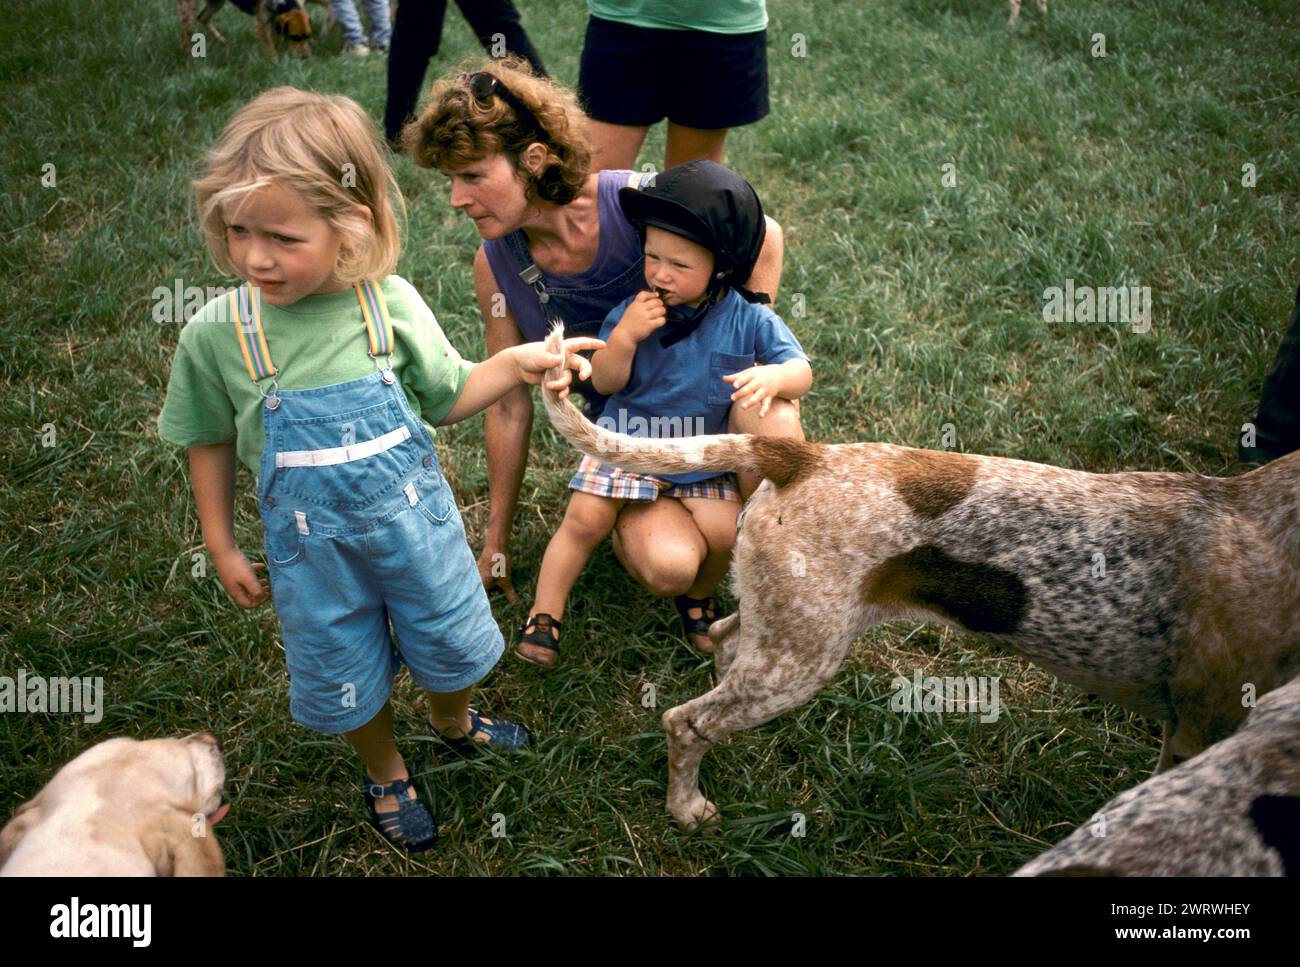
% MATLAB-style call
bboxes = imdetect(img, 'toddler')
[516,160,812,668]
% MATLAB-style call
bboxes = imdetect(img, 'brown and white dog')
[539,326,1300,829]
[178,0,328,57]
[1016,674,1300,876]
[0,735,228,876]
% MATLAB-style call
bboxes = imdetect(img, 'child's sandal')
[514,613,561,668]
[427,708,532,758]
[675,595,718,653]
[364,775,437,852]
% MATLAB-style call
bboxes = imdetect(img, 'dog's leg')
[180,0,197,49]
[1156,721,1178,773]
[1008,0,1022,25]
[256,7,278,56]
[663,621,856,830]
[709,612,741,680]
[197,4,227,45]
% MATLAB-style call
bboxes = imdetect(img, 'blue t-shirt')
[595,288,808,483]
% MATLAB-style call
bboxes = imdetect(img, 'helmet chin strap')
[658,278,726,349]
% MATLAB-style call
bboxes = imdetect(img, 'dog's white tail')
[539,323,819,485]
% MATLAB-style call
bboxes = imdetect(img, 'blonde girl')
[159,87,599,850]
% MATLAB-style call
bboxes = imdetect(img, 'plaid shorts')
[568,455,740,502]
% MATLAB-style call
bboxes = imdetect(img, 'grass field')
[2,0,1298,876]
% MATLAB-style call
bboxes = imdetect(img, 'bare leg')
[345,700,415,815]
[588,119,651,171]
[611,497,707,597]
[426,686,520,748]
[727,396,805,499]
[521,492,622,664]
[425,685,474,738]
[665,122,727,169]
[675,496,740,652]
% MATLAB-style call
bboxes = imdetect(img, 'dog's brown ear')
[143,808,226,877]
[0,798,42,868]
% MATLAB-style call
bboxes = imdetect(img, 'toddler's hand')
[212,548,271,609]
[723,364,784,418]
[514,337,606,399]
[616,290,668,344]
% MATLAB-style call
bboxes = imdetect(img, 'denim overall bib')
[231,282,504,735]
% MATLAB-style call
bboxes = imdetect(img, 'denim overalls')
[232,282,504,735]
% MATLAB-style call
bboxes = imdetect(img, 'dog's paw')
[670,795,720,832]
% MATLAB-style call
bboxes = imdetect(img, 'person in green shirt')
[159,86,599,851]
[578,0,771,170]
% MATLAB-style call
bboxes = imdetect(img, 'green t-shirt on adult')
[158,274,474,477]
[587,0,767,34]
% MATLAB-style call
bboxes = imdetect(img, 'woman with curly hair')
[403,58,797,662]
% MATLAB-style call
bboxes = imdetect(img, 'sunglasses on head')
[460,71,546,142]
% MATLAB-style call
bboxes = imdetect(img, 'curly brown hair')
[402,56,592,206]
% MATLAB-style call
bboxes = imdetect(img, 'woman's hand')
[476,544,518,602]
[512,337,605,400]
[212,547,270,608]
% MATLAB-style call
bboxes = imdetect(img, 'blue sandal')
[427,708,531,757]
[364,775,437,851]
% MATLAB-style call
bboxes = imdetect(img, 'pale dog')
[539,325,1300,829]
[0,734,228,876]
[1015,674,1300,876]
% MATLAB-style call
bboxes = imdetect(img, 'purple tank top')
[483,169,650,344]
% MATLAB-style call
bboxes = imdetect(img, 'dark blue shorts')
[578,16,769,130]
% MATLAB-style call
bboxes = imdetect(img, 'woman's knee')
[619,532,701,595]
[633,553,699,597]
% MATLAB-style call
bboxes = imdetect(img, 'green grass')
[1,0,1298,876]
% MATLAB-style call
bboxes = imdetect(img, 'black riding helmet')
[618,160,769,305]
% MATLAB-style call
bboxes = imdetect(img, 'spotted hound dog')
[539,324,1300,829]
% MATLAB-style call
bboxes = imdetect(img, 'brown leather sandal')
[515,613,561,669]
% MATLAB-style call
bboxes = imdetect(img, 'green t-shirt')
[158,275,475,477]
[587,0,766,34]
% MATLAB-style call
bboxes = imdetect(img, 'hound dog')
[538,325,1300,829]
[1016,674,1300,876]
[0,735,228,876]
[178,0,329,57]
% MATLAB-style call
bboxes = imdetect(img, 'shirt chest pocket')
[708,352,756,407]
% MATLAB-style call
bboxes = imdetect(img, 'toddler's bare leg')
[531,492,623,620]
